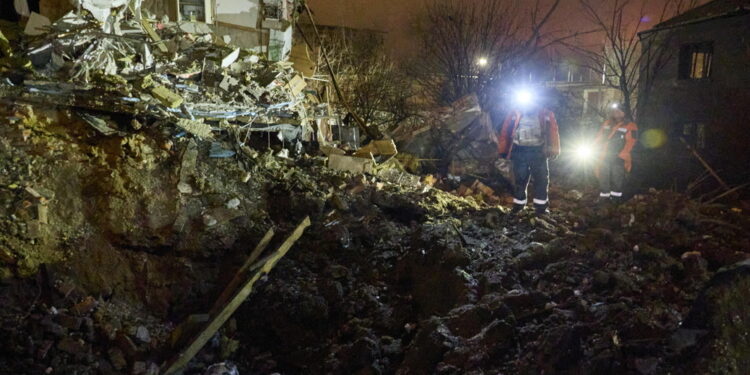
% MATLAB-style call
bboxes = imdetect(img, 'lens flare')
[641,129,668,149]
[515,90,533,106]
[574,143,595,162]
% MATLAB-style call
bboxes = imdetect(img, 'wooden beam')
[169,228,276,349]
[162,217,311,375]
[140,18,169,53]
[247,229,277,267]
[705,183,750,204]
[680,137,730,191]
[209,228,275,316]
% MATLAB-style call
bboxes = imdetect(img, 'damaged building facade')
[638,0,750,186]
[2,0,326,156]
[545,56,622,135]
[1,1,750,375]
[31,0,296,61]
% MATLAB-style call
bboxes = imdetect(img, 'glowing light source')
[514,89,534,107]
[611,103,619,109]
[574,143,595,163]
[477,57,489,67]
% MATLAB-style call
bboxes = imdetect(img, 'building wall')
[551,82,621,134]
[638,13,750,186]
[37,0,292,61]
[213,22,268,51]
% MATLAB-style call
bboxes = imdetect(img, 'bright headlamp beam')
[515,90,534,107]
[477,57,489,67]
[574,143,595,162]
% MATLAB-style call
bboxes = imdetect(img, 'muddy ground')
[0,104,749,375]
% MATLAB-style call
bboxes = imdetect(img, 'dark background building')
[638,0,750,189]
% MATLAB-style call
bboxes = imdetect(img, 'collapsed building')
[0,1,749,375]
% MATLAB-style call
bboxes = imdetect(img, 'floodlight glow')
[477,57,489,67]
[611,103,619,109]
[515,89,534,107]
[574,143,595,163]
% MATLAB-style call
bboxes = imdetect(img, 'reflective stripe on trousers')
[511,145,549,206]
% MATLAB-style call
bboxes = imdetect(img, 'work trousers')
[599,156,626,199]
[511,146,549,208]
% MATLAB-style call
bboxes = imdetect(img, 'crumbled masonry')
[1,5,750,375]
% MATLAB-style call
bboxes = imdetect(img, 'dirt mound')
[1,98,749,375]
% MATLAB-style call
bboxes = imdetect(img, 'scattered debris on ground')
[0,4,749,375]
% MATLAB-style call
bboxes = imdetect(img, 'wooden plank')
[246,228,277,270]
[168,314,209,348]
[354,140,398,158]
[140,18,169,53]
[171,228,275,347]
[209,228,275,316]
[705,183,750,204]
[162,217,311,375]
[680,137,730,191]
[169,229,275,348]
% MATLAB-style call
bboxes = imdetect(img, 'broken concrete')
[0,5,748,375]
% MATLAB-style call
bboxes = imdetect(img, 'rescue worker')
[594,107,638,203]
[497,92,561,216]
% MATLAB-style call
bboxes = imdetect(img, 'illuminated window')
[679,42,713,80]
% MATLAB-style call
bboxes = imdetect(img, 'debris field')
[1,4,749,375]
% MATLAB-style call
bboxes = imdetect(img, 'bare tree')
[569,0,699,121]
[411,0,570,107]
[301,26,418,133]
[335,35,417,132]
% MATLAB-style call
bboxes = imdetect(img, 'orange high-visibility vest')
[496,109,561,159]
[594,120,638,173]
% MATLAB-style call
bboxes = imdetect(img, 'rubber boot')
[534,204,550,217]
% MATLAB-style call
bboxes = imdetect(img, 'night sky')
[306,0,708,59]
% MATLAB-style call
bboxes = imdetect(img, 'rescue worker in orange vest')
[497,90,561,216]
[594,106,638,203]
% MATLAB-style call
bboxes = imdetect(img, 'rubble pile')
[1,96,748,374]
[0,5,748,375]
[233,189,750,374]
[391,94,499,178]
[1,5,312,148]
